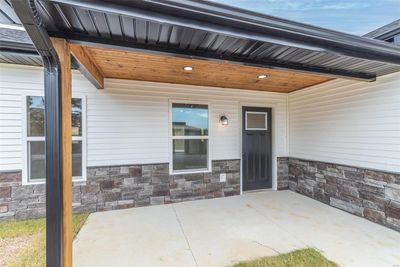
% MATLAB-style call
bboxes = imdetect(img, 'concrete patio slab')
[73,204,196,267]
[73,191,400,267]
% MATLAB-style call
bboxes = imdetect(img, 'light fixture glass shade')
[220,115,228,125]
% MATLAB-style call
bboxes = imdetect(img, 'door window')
[246,111,268,130]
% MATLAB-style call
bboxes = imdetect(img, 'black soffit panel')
[2,0,400,80]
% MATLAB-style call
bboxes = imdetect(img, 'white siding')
[289,72,400,173]
[0,64,288,170]
[0,65,43,171]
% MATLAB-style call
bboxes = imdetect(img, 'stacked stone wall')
[281,157,400,232]
[0,160,240,220]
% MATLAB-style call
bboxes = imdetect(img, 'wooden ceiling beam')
[70,44,104,89]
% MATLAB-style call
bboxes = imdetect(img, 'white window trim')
[245,111,268,130]
[21,93,87,185]
[169,99,212,175]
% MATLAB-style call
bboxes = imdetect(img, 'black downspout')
[10,1,64,266]
[43,62,64,267]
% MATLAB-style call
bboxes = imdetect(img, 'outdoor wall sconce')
[219,115,229,126]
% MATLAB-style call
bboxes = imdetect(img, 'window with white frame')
[25,95,85,183]
[245,111,268,130]
[171,103,209,173]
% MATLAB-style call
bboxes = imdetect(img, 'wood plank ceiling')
[78,45,333,93]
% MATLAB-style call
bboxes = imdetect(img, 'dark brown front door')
[242,106,272,191]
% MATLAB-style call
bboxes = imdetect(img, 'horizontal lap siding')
[0,65,44,171]
[87,79,288,166]
[289,72,400,173]
[0,64,288,170]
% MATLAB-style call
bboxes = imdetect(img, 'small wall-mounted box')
[220,173,226,182]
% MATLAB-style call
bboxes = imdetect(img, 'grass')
[231,248,337,267]
[1,213,89,267]
[0,217,45,239]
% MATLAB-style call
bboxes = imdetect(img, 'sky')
[173,106,208,130]
[212,0,400,35]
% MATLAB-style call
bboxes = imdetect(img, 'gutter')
[0,40,40,57]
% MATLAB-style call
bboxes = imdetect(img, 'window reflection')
[173,139,208,171]
[72,140,82,177]
[27,96,45,137]
[29,141,46,180]
[172,103,208,136]
[72,98,82,136]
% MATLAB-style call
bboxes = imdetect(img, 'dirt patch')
[0,234,38,267]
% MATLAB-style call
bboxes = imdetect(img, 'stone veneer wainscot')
[0,159,240,220]
[3,157,399,233]
[277,157,400,232]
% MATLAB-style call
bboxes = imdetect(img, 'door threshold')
[243,188,274,194]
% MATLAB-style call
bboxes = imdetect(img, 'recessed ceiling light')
[257,74,268,79]
[183,66,193,71]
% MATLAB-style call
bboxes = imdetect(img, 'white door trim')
[239,102,278,194]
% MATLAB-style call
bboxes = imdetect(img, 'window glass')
[27,96,45,136]
[172,103,208,136]
[29,141,46,180]
[72,98,82,136]
[246,112,267,129]
[72,140,82,177]
[173,139,208,171]
[26,96,84,182]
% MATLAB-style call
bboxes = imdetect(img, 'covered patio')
[4,0,400,266]
[74,191,400,267]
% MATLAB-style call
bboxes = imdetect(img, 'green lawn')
[231,248,337,267]
[0,213,89,267]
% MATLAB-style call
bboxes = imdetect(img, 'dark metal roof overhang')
[364,19,400,41]
[0,26,42,65]
[4,0,400,83]
[0,39,42,66]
